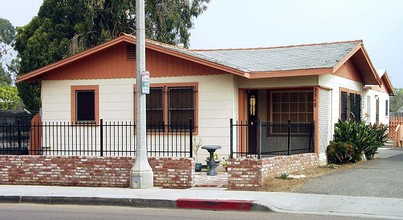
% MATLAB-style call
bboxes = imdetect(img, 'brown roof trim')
[381,71,396,96]
[249,68,331,79]
[17,35,248,83]
[16,36,131,83]
[142,41,247,77]
[332,43,381,85]
[124,33,247,76]
[332,43,362,73]
[359,45,382,85]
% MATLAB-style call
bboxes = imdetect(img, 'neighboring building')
[17,34,383,163]
[363,69,395,125]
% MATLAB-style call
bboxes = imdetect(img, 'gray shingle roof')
[191,41,361,72]
[148,37,361,73]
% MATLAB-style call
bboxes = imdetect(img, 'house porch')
[232,87,319,158]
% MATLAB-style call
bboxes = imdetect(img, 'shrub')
[326,141,355,164]
[327,120,388,163]
[364,124,388,159]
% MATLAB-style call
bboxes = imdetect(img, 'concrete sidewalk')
[0,185,402,219]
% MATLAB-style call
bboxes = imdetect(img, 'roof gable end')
[17,35,247,83]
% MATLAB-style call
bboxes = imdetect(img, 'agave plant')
[328,120,387,163]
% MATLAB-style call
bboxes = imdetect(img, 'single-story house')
[17,34,388,163]
[363,69,395,125]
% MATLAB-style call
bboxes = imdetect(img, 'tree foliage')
[0,18,15,45]
[390,88,403,112]
[0,18,17,86]
[15,0,210,111]
[0,85,20,110]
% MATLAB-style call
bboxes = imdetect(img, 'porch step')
[385,139,395,147]
[193,172,228,188]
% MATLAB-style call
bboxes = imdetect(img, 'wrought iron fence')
[0,110,36,124]
[230,119,314,158]
[0,119,193,157]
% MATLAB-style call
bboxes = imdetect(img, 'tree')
[0,18,17,86]
[0,18,16,45]
[0,18,21,110]
[390,88,403,112]
[0,85,20,110]
[15,0,210,111]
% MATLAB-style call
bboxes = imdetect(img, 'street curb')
[177,198,253,211]
[0,196,176,208]
[0,195,273,212]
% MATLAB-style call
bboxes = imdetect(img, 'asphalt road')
[297,148,403,198]
[0,203,375,220]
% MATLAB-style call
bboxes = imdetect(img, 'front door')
[247,90,258,154]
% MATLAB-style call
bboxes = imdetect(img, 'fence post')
[287,119,291,155]
[100,119,103,156]
[17,119,22,151]
[257,120,261,159]
[189,118,193,158]
[230,118,233,159]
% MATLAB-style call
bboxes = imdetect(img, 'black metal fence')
[0,119,193,157]
[230,119,314,158]
[0,111,36,155]
[0,110,36,124]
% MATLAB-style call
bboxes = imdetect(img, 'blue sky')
[1,0,402,88]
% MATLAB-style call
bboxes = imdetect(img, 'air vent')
[126,44,136,61]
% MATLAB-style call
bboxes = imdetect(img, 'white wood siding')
[319,74,364,140]
[41,75,238,159]
[363,89,390,125]
[42,78,135,122]
[318,88,332,163]
[151,74,238,161]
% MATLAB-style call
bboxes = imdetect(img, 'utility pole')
[130,0,153,189]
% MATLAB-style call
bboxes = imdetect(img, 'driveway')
[296,147,403,198]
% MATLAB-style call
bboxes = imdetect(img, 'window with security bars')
[271,91,313,133]
[146,87,164,126]
[341,91,348,121]
[350,93,361,122]
[168,87,194,130]
[340,90,361,122]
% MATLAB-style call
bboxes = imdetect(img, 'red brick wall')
[150,157,194,188]
[0,156,194,189]
[228,153,317,190]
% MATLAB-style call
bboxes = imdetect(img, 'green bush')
[327,120,387,163]
[326,141,355,164]
[364,124,388,159]
[0,85,20,110]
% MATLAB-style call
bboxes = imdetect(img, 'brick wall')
[228,153,318,190]
[150,157,194,188]
[0,156,194,189]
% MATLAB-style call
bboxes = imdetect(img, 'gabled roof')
[17,34,247,82]
[376,69,396,96]
[193,41,359,72]
[17,34,381,85]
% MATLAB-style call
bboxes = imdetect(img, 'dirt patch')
[262,162,362,192]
